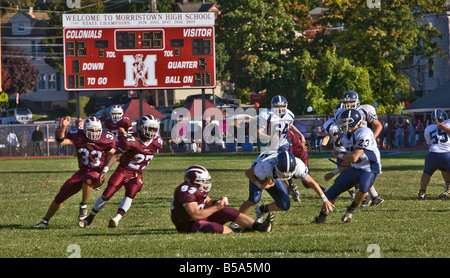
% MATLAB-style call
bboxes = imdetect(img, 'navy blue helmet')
[334,103,346,120]
[275,151,296,180]
[271,95,288,117]
[342,91,360,109]
[431,109,448,123]
[337,108,362,132]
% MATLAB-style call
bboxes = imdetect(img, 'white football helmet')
[138,114,159,139]
[110,105,123,122]
[84,116,103,140]
[184,165,212,193]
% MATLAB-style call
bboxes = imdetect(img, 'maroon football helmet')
[184,165,212,193]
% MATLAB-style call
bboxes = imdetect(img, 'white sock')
[119,196,133,213]
[92,196,108,214]
[369,188,379,198]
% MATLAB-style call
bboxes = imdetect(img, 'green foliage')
[215,0,446,114]
[2,152,450,258]
[67,96,94,118]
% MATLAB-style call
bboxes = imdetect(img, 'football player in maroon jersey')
[171,165,275,234]
[34,116,116,228]
[104,105,133,140]
[79,114,162,228]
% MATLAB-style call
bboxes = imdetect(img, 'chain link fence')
[0,123,75,157]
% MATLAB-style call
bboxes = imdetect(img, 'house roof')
[1,11,50,37]
[122,99,166,120]
[173,2,218,13]
[402,79,450,113]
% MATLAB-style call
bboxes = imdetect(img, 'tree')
[216,0,318,97]
[311,0,446,113]
[215,0,446,114]
[1,45,39,97]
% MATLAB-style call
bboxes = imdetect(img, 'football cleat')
[438,188,450,199]
[311,213,327,224]
[78,203,88,221]
[418,190,427,200]
[255,205,266,223]
[288,183,300,202]
[228,222,244,233]
[108,218,119,228]
[78,219,88,228]
[258,212,275,232]
[370,196,384,207]
[342,207,355,223]
[34,220,49,228]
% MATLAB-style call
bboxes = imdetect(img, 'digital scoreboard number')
[62,13,216,91]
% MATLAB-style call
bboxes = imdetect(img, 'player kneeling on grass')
[35,116,116,228]
[79,114,162,228]
[312,109,382,224]
[170,165,275,234]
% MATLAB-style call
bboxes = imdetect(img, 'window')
[36,73,57,91]
[48,74,56,89]
[38,74,46,90]
[17,23,26,32]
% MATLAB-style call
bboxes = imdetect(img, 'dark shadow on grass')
[75,228,177,237]
[0,170,77,174]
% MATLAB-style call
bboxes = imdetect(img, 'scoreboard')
[62,13,216,91]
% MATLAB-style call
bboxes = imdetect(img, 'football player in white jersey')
[321,103,349,181]
[342,91,383,139]
[237,151,333,224]
[312,109,382,223]
[342,91,384,206]
[256,95,306,201]
[418,109,450,200]
[257,95,305,153]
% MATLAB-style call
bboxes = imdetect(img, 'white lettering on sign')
[66,30,102,39]
[165,76,181,84]
[63,13,214,28]
[167,61,198,69]
[123,54,157,87]
[183,28,212,37]
[82,63,104,70]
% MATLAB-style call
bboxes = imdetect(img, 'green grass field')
[1,150,449,259]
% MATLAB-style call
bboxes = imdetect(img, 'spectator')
[7,130,18,156]
[378,120,388,149]
[395,118,406,148]
[18,130,28,156]
[406,119,416,148]
[415,119,425,147]
[32,125,44,156]
[55,125,67,156]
